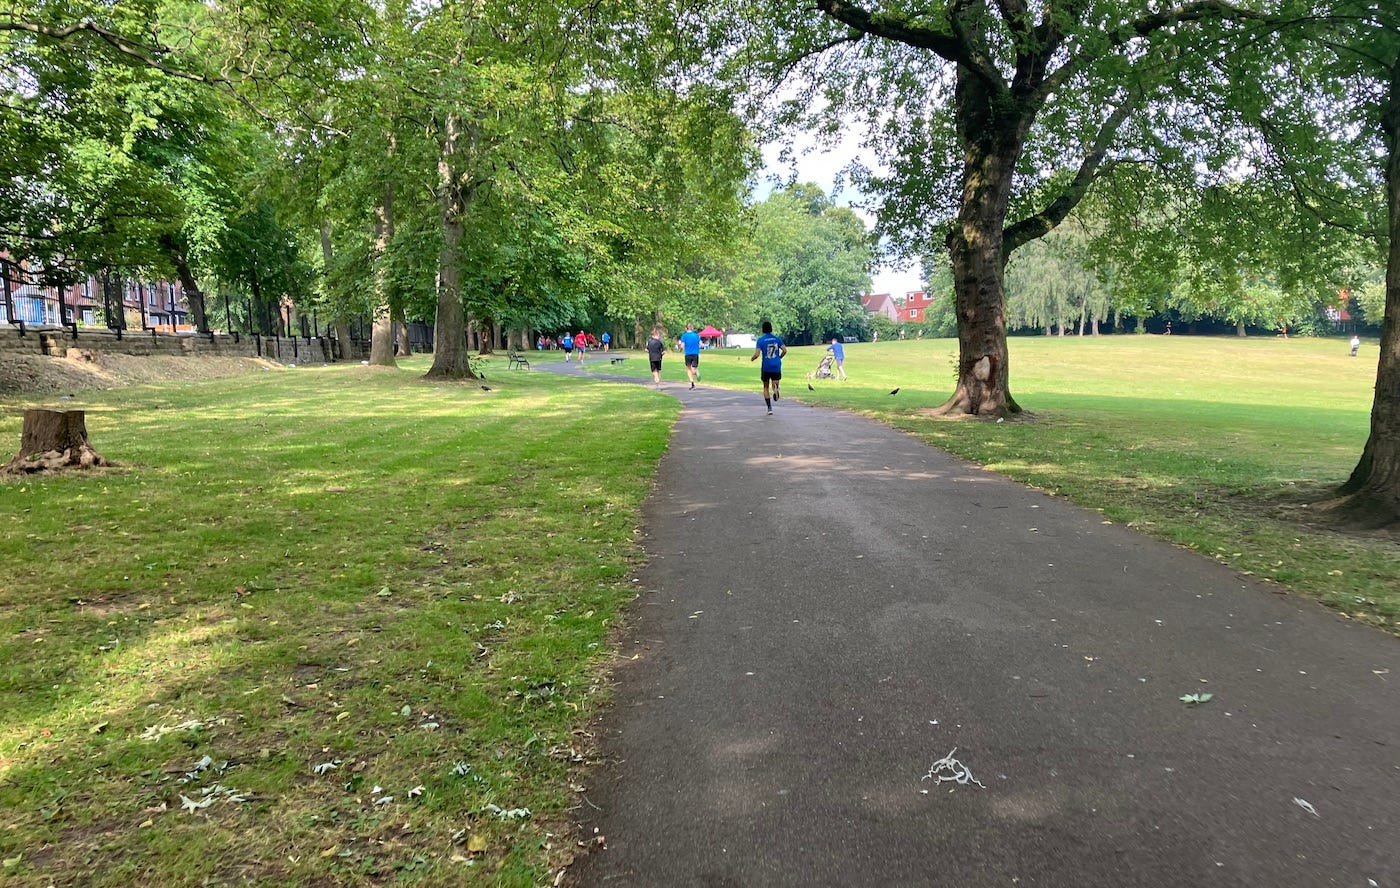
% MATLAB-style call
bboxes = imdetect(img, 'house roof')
[862,293,895,313]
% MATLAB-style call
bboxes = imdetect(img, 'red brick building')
[2,257,190,331]
[862,290,933,324]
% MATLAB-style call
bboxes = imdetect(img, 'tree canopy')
[737,183,873,345]
[5,0,1400,519]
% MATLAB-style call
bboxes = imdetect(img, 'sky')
[759,136,926,299]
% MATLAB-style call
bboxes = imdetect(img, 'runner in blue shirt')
[750,320,787,415]
[678,323,702,389]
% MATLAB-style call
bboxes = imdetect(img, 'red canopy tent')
[698,325,724,346]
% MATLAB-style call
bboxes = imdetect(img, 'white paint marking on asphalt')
[921,748,986,790]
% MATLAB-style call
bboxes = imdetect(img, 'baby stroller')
[807,353,835,380]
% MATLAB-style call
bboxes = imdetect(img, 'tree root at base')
[2,445,110,475]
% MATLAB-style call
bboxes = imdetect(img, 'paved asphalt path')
[545,361,1399,887]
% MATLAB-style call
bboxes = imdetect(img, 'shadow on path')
[542,362,1400,887]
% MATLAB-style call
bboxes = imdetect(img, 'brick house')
[2,257,190,331]
[898,291,933,324]
[861,292,900,321]
[863,290,935,324]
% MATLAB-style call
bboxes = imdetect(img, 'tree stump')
[3,409,109,474]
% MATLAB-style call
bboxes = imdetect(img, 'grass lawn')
[0,357,676,886]
[3,334,1396,885]
[587,334,1399,630]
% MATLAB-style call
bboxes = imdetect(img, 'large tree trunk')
[1336,57,1400,526]
[426,112,478,380]
[319,221,348,360]
[1237,321,1247,337]
[160,235,209,334]
[335,321,352,360]
[934,70,1024,417]
[477,317,497,355]
[392,303,412,356]
[369,179,397,368]
[3,409,108,474]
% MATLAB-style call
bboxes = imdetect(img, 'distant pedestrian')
[826,337,848,381]
[679,323,702,389]
[646,328,666,386]
[576,330,588,363]
[1350,334,1361,357]
[751,320,787,415]
[602,331,611,352]
[1165,321,1172,335]
[561,331,574,361]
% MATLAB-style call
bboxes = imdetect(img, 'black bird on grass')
[481,385,492,391]
[807,383,815,391]
[889,387,900,395]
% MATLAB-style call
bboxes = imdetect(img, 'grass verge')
[0,356,676,886]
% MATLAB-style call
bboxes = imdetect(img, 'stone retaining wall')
[1,325,346,365]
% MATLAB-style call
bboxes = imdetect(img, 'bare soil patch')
[0,352,278,399]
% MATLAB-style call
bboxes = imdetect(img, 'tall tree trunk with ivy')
[426,111,478,379]
[318,220,351,360]
[160,235,209,334]
[936,66,1026,415]
[1337,53,1400,526]
[392,303,411,355]
[369,177,397,367]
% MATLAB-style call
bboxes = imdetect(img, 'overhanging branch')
[1129,0,1271,40]
[1033,1,1278,105]
[1003,94,1138,255]
[1,19,212,84]
[813,0,1003,89]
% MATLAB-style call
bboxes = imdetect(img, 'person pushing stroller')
[825,337,848,380]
